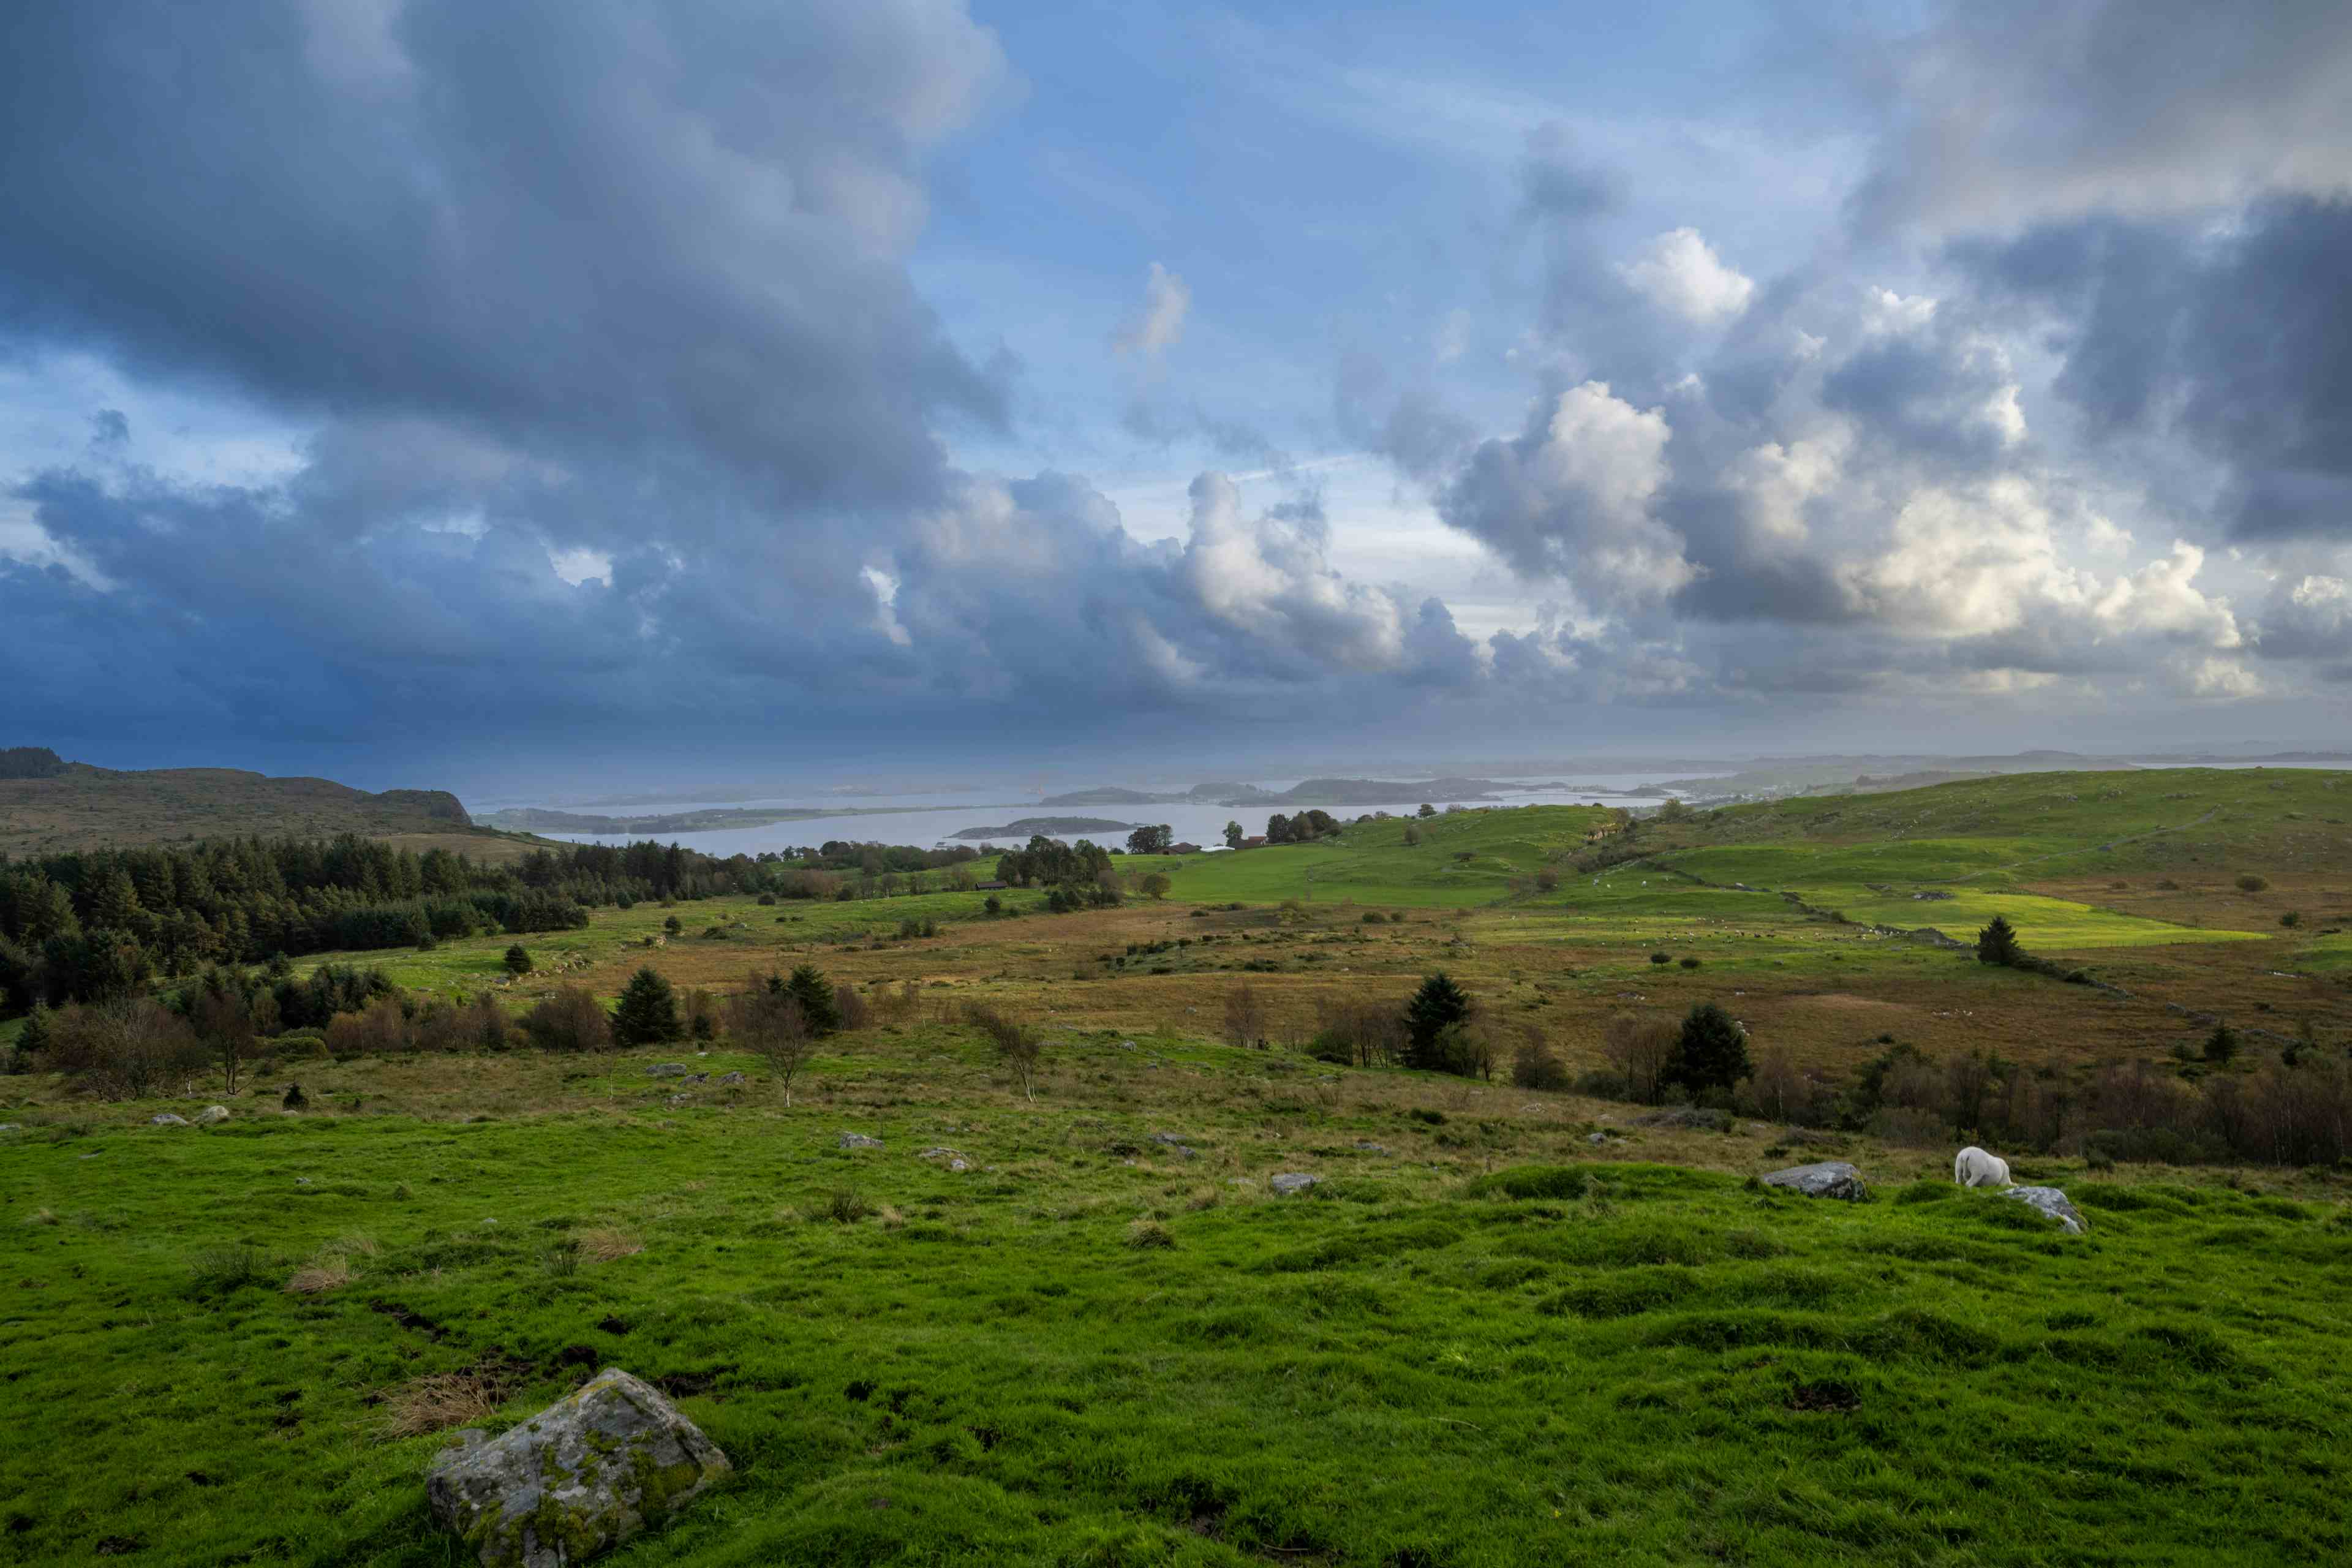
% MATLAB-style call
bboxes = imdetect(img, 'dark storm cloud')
[0,1,1011,514]
[1850,0,2352,235]
[1956,197,2352,543]
[1,0,1480,763]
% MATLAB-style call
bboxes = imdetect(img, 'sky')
[3,1,2350,794]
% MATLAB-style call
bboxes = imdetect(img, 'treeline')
[1,745,67,780]
[0,832,986,1014]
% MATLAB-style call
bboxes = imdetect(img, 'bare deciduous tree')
[1222,983,1268,1049]
[729,978,814,1105]
[967,1003,1041,1100]
[1603,1011,1677,1104]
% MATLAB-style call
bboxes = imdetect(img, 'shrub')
[48,997,205,1099]
[521,987,612,1052]
[833,984,871,1032]
[2280,911,2302,929]
[1510,1029,1569,1091]
[2236,875,2267,892]
[325,998,410,1061]
[1678,956,1701,970]
[2204,1022,2241,1066]
[1648,951,1671,965]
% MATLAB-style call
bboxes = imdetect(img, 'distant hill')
[952,816,1137,840]
[0,752,481,856]
[1038,777,1517,808]
[480,804,959,835]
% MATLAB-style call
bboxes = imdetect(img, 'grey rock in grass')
[1638,1106,1733,1132]
[2002,1185,2087,1234]
[432,1429,490,1471]
[194,1106,230,1126]
[644,1064,689,1078]
[837,1132,884,1150]
[715,1072,744,1086]
[1269,1172,1319,1196]
[425,1367,729,1568]
[1354,1141,1388,1154]
[665,1095,692,1109]
[917,1147,962,1161]
[149,1113,189,1127]
[1587,1132,1611,1146]
[1151,1133,1199,1158]
[1760,1161,1869,1201]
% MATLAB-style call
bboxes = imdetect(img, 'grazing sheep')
[1954,1145,2012,1188]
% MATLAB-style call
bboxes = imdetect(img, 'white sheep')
[1954,1145,2012,1188]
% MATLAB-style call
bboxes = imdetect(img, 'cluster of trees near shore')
[0,833,988,1013]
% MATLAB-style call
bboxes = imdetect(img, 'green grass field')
[4,1034,2349,1567]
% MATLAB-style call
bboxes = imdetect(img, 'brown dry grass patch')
[576,1226,644,1262]
[284,1254,355,1295]
[375,1370,508,1439]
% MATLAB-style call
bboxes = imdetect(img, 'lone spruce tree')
[503,944,533,976]
[1665,1003,1752,1096]
[611,967,683,1047]
[17,1001,51,1059]
[1404,971,1471,1070]
[1976,915,2022,967]
[782,965,843,1035]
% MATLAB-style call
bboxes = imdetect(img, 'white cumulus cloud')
[1618,228,1754,324]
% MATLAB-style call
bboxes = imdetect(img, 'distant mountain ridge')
[0,749,477,855]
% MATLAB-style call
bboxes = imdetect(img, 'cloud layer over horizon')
[4,0,2348,786]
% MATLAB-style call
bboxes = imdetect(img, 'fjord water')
[511,774,1725,857]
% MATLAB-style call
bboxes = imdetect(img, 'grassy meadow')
[6,766,2352,1565]
[7,1031,2352,1567]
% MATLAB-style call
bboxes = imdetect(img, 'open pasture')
[6,1033,2352,1567]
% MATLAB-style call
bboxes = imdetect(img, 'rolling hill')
[0,748,487,856]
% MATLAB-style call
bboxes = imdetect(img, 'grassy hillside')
[5,1035,2350,1566]
[0,760,492,856]
[247,766,2351,1079]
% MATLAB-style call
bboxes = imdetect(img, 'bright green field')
[1811,888,2266,949]
[4,1037,2350,1567]
[1161,808,1607,909]
[1686,767,2352,878]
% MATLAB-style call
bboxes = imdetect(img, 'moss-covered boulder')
[426,1368,729,1567]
